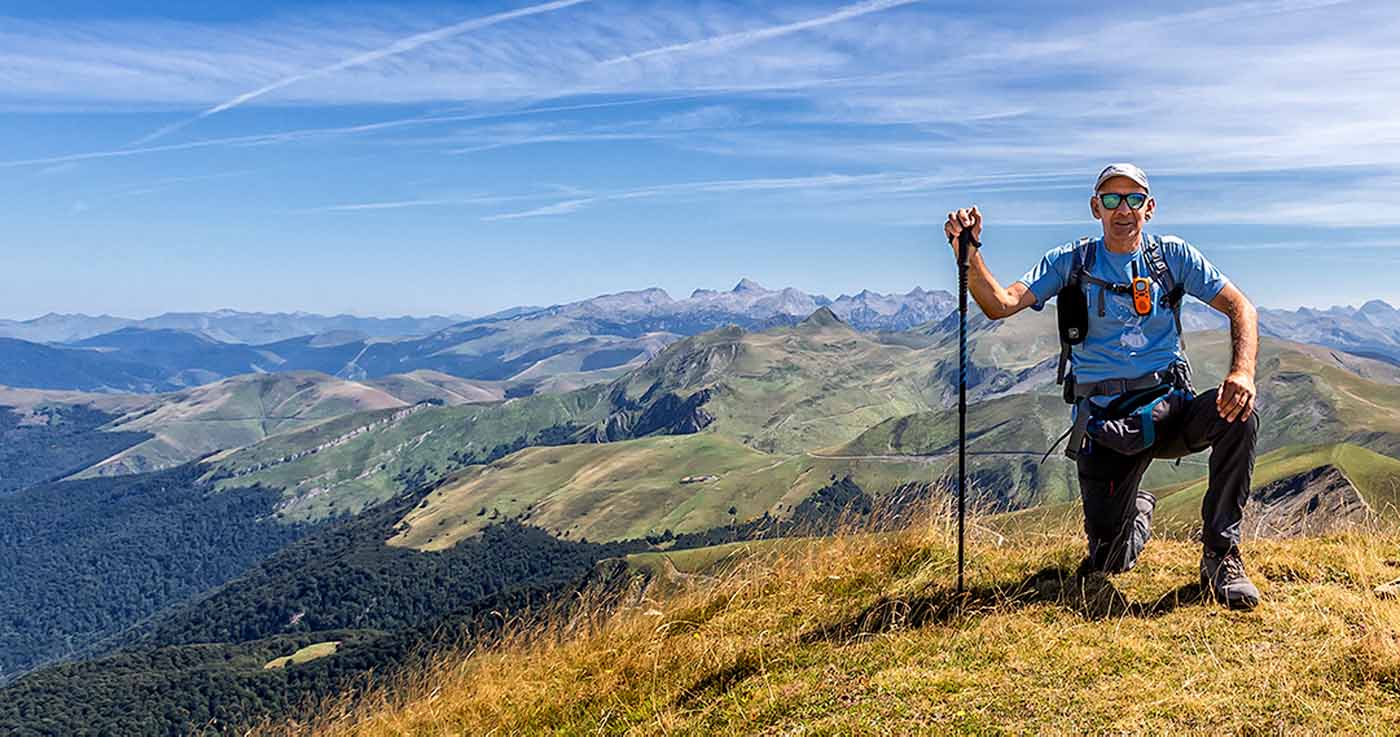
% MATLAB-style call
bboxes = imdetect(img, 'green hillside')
[211,383,614,522]
[828,391,1082,509]
[74,371,411,477]
[1155,443,1400,533]
[388,430,941,549]
[590,308,1064,456]
[203,313,1400,533]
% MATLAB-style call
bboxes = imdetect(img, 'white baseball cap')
[1094,163,1150,193]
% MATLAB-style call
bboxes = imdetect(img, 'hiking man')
[942,163,1261,609]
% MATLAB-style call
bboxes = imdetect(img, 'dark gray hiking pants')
[1077,387,1259,573]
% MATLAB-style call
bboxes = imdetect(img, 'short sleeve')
[1167,237,1230,303]
[1017,242,1076,310]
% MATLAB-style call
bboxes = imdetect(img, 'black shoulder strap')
[1144,234,1188,349]
[1143,235,1178,302]
[1075,237,1096,279]
[1057,238,1097,385]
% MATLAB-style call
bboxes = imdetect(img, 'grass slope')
[1154,443,1400,535]
[277,521,1400,735]
[77,371,410,477]
[610,315,942,455]
[328,315,1400,547]
[389,431,943,550]
[213,384,613,522]
[265,641,341,670]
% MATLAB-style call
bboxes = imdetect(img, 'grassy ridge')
[388,431,943,549]
[76,371,411,477]
[212,384,612,522]
[273,518,1400,735]
[1155,443,1400,534]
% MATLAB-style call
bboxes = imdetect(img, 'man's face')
[1090,176,1154,242]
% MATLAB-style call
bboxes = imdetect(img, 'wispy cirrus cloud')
[479,172,931,220]
[5,0,1400,228]
[131,0,594,145]
[598,0,921,65]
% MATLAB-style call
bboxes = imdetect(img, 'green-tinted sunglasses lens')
[1100,193,1148,210]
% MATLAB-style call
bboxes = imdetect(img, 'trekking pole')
[951,227,975,596]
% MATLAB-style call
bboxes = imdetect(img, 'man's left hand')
[1217,371,1256,422]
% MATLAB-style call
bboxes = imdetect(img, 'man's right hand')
[944,206,983,260]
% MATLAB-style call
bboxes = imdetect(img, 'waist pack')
[1044,362,1195,462]
[1083,383,1192,456]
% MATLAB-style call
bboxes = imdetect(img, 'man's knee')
[1194,391,1259,445]
[1087,491,1154,574]
[1218,407,1259,447]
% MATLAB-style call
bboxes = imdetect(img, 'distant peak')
[799,306,846,328]
[733,278,765,293]
[1360,299,1395,314]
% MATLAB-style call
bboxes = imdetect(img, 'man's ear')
[1090,196,1102,221]
[1144,196,1156,221]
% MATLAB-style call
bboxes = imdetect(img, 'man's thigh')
[1152,388,1221,460]
[1078,443,1155,539]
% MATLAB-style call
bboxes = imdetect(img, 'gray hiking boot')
[1201,546,1261,610]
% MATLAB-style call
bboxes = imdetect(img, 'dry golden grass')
[262,507,1400,736]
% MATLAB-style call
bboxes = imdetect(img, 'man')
[943,163,1262,610]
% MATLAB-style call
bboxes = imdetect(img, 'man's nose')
[1115,199,1134,213]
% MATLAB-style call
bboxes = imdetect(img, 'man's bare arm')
[963,251,1038,320]
[944,206,1038,320]
[1208,282,1259,422]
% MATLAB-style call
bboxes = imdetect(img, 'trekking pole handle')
[950,228,979,269]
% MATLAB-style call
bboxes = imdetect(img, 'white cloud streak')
[598,0,921,65]
[5,0,1400,227]
[131,0,593,145]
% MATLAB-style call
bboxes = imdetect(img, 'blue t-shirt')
[1018,233,1229,386]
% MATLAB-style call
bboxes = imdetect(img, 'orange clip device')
[1131,276,1154,316]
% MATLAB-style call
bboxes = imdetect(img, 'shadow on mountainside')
[801,566,1207,644]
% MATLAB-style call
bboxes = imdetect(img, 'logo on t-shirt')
[1120,315,1149,351]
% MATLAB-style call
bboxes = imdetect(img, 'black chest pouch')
[1057,282,1089,346]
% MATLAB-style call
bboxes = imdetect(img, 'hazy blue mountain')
[0,310,468,345]
[1257,300,1400,365]
[828,286,957,331]
[8,285,1399,395]
[0,338,172,392]
[0,313,131,344]
[70,328,278,383]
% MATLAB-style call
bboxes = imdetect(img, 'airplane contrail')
[131,0,593,146]
[600,0,921,65]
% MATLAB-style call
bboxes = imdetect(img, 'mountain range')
[4,282,1400,734]
[0,309,470,345]
[7,281,1399,399]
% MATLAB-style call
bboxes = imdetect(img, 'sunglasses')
[1099,192,1149,210]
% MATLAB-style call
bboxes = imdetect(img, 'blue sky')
[2,0,1399,319]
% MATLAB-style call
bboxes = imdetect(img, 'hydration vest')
[1055,234,1188,388]
[1048,234,1192,461]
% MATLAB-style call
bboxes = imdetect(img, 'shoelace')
[1221,551,1247,582]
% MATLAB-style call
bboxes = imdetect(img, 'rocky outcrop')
[216,403,431,479]
[1246,465,1374,538]
[589,384,716,442]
